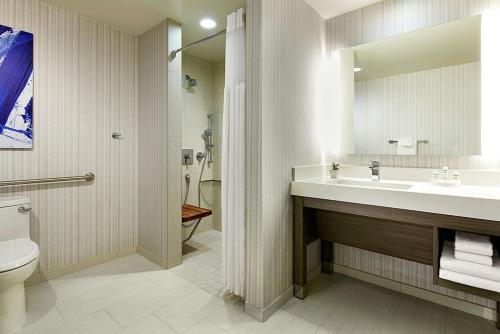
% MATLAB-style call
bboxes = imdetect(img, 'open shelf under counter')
[434,227,500,301]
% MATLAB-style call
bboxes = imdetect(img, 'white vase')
[329,169,339,179]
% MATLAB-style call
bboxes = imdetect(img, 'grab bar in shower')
[200,179,221,184]
[0,172,95,188]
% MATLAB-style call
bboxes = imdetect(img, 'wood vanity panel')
[293,197,307,292]
[303,197,500,237]
[316,210,433,265]
[294,195,500,329]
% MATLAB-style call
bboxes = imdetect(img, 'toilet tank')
[0,197,31,242]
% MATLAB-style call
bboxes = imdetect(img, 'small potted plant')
[329,163,340,179]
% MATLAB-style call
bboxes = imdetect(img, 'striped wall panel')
[138,20,170,264]
[326,0,500,309]
[137,19,183,268]
[355,62,481,155]
[0,0,138,275]
[245,0,264,309]
[247,0,500,313]
[246,0,325,309]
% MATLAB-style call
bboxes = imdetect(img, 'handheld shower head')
[203,129,213,137]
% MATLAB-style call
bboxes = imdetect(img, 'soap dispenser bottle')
[431,170,439,184]
[442,166,449,180]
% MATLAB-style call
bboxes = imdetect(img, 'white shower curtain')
[222,8,246,298]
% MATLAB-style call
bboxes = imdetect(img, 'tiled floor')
[19,230,497,334]
[173,230,225,297]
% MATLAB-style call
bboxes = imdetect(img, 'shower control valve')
[196,152,205,162]
[182,149,194,166]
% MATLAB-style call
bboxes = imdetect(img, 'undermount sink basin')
[327,179,413,190]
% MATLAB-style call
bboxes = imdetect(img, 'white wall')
[0,0,138,281]
[246,0,500,318]
[355,62,481,155]
[246,0,325,315]
[138,19,183,268]
[182,54,216,235]
[212,61,225,232]
[326,0,500,310]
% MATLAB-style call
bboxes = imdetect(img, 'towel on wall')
[455,250,493,266]
[396,138,417,155]
[439,269,500,293]
[441,241,500,282]
[455,231,493,256]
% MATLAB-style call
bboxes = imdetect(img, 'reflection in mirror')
[352,15,481,156]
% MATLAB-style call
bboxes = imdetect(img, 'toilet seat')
[0,239,39,273]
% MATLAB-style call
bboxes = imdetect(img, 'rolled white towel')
[439,269,500,293]
[455,249,493,266]
[455,231,493,256]
[441,241,500,282]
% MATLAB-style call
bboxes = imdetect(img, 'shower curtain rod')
[170,29,227,59]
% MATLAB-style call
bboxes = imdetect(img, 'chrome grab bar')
[199,179,221,184]
[18,206,32,213]
[0,172,95,188]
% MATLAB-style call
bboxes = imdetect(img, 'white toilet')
[0,197,39,334]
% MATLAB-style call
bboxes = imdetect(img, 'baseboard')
[307,265,322,282]
[245,286,294,322]
[25,246,138,287]
[138,245,168,268]
[242,266,322,323]
[334,264,496,322]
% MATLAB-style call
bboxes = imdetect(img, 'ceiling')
[353,15,481,81]
[43,0,387,62]
[43,0,246,63]
[304,0,383,19]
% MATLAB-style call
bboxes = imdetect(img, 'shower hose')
[182,150,208,243]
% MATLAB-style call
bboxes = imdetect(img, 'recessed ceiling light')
[200,18,217,29]
[354,67,362,72]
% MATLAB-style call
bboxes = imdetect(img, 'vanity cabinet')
[293,196,500,328]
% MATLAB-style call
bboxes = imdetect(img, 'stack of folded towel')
[439,231,500,292]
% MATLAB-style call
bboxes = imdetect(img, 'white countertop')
[291,176,500,221]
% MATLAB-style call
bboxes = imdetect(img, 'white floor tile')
[207,302,260,334]
[184,319,228,334]
[250,308,320,334]
[155,289,225,333]
[117,315,177,334]
[57,273,155,321]
[27,274,115,302]
[73,254,162,279]
[105,277,197,327]
[50,310,121,334]
[176,231,225,297]
[20,230,494,334]
[14,308,66,334]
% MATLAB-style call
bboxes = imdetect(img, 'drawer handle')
[18,206,32,213]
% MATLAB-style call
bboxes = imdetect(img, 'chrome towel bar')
[0,172,95,188]
[388,139,429,144]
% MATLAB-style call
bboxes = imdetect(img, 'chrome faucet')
[369,161,380,181]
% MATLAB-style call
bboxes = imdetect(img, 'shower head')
[203,129,213,137]
[185,74,198,88]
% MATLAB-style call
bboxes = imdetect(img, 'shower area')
[180,54,225,255]
[168,7,245,299]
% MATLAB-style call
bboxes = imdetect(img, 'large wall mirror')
[351,15,481,156]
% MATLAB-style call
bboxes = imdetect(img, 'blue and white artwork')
[0,24,33,149]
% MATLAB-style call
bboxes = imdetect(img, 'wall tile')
[0,0,137,275]
[246,0,325,310]
[138,19,183,267]
[181,54,222,235]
